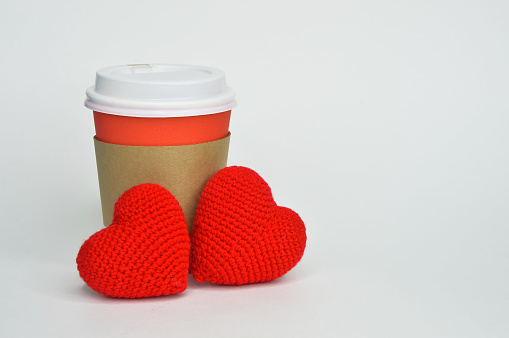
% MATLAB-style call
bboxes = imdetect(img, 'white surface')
[1,0,508,337]
[85,64,237,117]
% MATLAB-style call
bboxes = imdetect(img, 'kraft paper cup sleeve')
[94,133,230,232]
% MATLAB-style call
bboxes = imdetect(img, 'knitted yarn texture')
[76,183,190,298]
[190,166,307,285]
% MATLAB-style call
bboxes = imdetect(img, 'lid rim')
[85,99,237,118]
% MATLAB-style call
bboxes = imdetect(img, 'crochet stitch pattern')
[77,183,190,298]
[190,166,307,285]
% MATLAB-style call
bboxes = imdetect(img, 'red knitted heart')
[77,183,190,298]
[190,166,307,285]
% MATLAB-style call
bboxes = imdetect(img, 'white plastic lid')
[85,64,236,117]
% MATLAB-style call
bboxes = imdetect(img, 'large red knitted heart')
[190,166,307,285]
[77,183,190,298]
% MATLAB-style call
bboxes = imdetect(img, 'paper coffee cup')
[85,64,236,231]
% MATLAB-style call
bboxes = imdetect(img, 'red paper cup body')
[93,110,231,146]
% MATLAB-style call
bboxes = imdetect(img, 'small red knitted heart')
[77,183,190,298]
[190,166,307,285]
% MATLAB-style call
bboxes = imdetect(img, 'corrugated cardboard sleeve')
[94,133,230,232]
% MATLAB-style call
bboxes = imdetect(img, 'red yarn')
[190,166,307,285]
[76,183,190,298]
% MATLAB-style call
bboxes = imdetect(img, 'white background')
[1,0,508,337]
